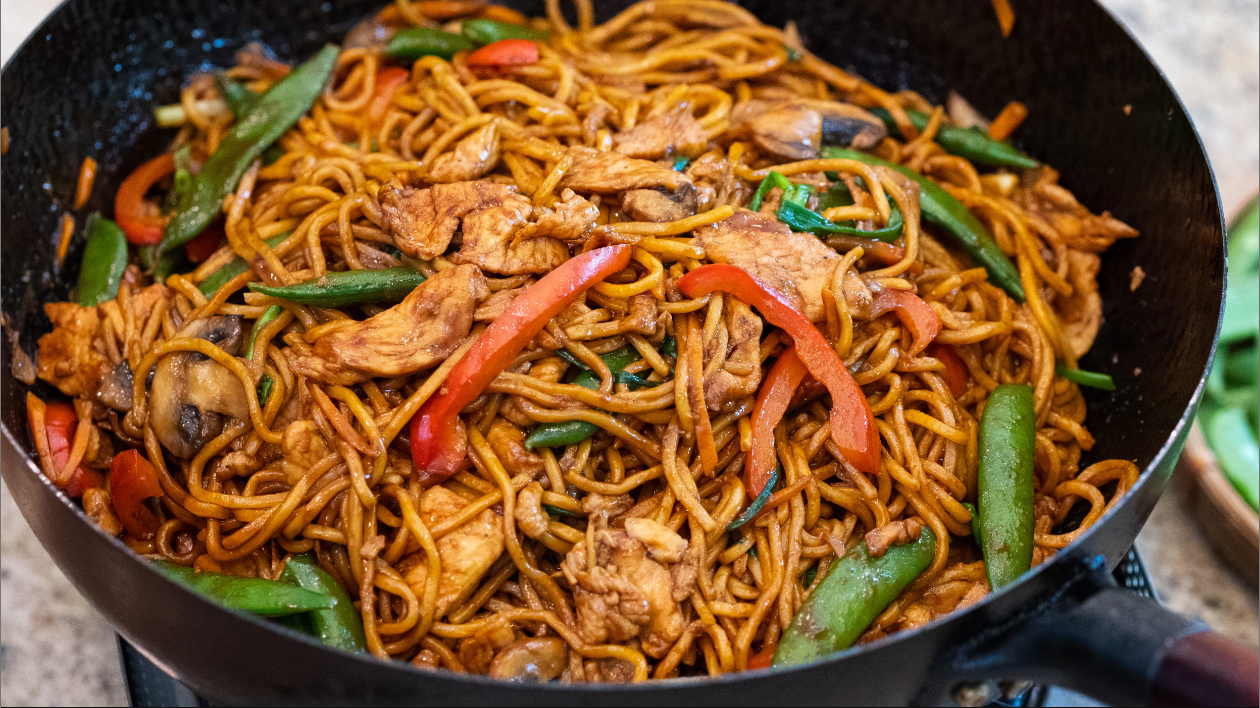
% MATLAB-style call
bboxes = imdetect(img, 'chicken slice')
[399,485,506,618]
[380,180,516,260]
[427,121,501,183]
[703,297,762,410]
[1060,250,1102,358]
[449,190,570,275]
[560,513,700,658]
[291,264,487,385]
[694,210,840,322]
[1012,166,1139,253]
[561,147,694,195]
[37,302,106,398]
[613,104,708,160]
[512,189,600,244]
[486,418,544,478]
[474,286,526,322]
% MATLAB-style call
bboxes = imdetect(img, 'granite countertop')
[1,0,1256,705]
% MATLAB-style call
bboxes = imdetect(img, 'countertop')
[1,1,1257,705]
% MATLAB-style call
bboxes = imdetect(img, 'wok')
[1,0,1255,704]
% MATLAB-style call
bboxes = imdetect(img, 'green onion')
[727,466,780,530]
[1054,364,1116,391]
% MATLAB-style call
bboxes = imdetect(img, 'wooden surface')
[1,0,1256,705]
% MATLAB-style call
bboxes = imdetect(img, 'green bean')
[151,560,333,617]
[726,466,779,530]
[525,345,644,449]
[1054,364,1116,391]
[976,384,1035,589]
[774,528,936,666]
[160,45,339,254]
[77,213,129,306]
[248,267,426,308]
[198,233,288,296]
[822,147,1025,301]
[384,27,475,61]
[869,107,1040,169]
[461,18,549,45]
[278,553,367,653]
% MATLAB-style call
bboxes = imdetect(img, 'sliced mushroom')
[96,360,135,411]
[151,316,249,458]
[620,183,697,223]
[811,100,887,150]
[733,99,887,159]
[488,637,568,682]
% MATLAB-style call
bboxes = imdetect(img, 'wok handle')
[1150,629,1259,707]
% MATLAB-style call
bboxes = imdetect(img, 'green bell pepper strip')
[525,345,644,449]
[151,560,333,617]
[776,200,905,243]
[198,233,289,296]
[869,107,1040,169]
[976,384,1036,589]
[248,266,426,308]
[748,171,792,212]
[727,466,780,530]
[1201,407,1260,511]
[823,147,1025,301]
[461,18,549,44]
[774,528,936,667]
[278,552,368,653]
[77,214,129,306]
[1054,363,1116,391]
[214,72,260,118]
[384,27,475,61]
[244,305,284,360]
[160,45,339,254]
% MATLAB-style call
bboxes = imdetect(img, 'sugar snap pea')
[278,552,367,653]
[248,267,426,308]
[977,384,1035,589]
[822,147,1025,301]
[384,27,475,61]
[77,213,129,306]
[151,560,333,617]
[774,528,936,666]
[869,107,1040,169]
[461,18,549,44]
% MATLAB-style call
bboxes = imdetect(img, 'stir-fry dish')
[25,0,1146,682]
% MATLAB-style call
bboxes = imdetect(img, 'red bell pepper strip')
[747,641,777,670]
[109,449,164,540]
[369,67,411,124]
[25,394,102,497]
[870,288,941,356]
[677,264,881,475]
[467,39,539,68]
[748,347,809,496]
[183,221,224,264]
[410,245,631,482]
[115,153,175,245]
[927,342,967,396]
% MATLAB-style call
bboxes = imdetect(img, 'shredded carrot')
[55,213,75,265]
[479,4,529,24]
[989,101,1028,141]
[0,127,9,154]
[416,0,485,18]
[991,0,1015,38]
[75,156,98,210]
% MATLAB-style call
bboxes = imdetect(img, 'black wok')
[1,0,1255,704]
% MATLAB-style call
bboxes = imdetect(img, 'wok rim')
[0,0,1227,694]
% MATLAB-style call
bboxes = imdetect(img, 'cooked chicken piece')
[1060,250,1103,359]
[864,518,922,558]
[730,99,886,160]
[489,637,568,682]
[82,487,123,536]
[380,181,511,260]
[512,189,600,243]
[282,420,330,469]
[620,184,697,223]
[694,210,840,322]
[515,482,550,538]
[703,297,762,410]
[623,517,688,563]
[37,302,106,398]
[581,492,635,518]
[499,356,567,428]
[560,513,700,658]
[487,418,544,478]
[583,657,637,684]
[561,146,694,195]
[457,614,517,675]
[622,292,659,335]
[613,104,708,160]
[427,121,501,183]
[474,287,525,322]
[840,267,874,320]
[1012,167,1138,253]
[399,484,506,617]
[449,190,569,275]
[292,264,486,385]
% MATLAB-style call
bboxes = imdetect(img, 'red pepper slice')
[677,264,880,475]
[25,395,102,497]
[927,342,967,396]
[369,66,411,124]
[410,245,632,482]
[467,39,539,68]
[871,288,941,356]
[748,347,809,496]
[183,221,224,263]
[747,641,777,670]
[115,153,175,245]
[109,449,164,540]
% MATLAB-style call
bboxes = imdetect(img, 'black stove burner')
[117,547,1159,707]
